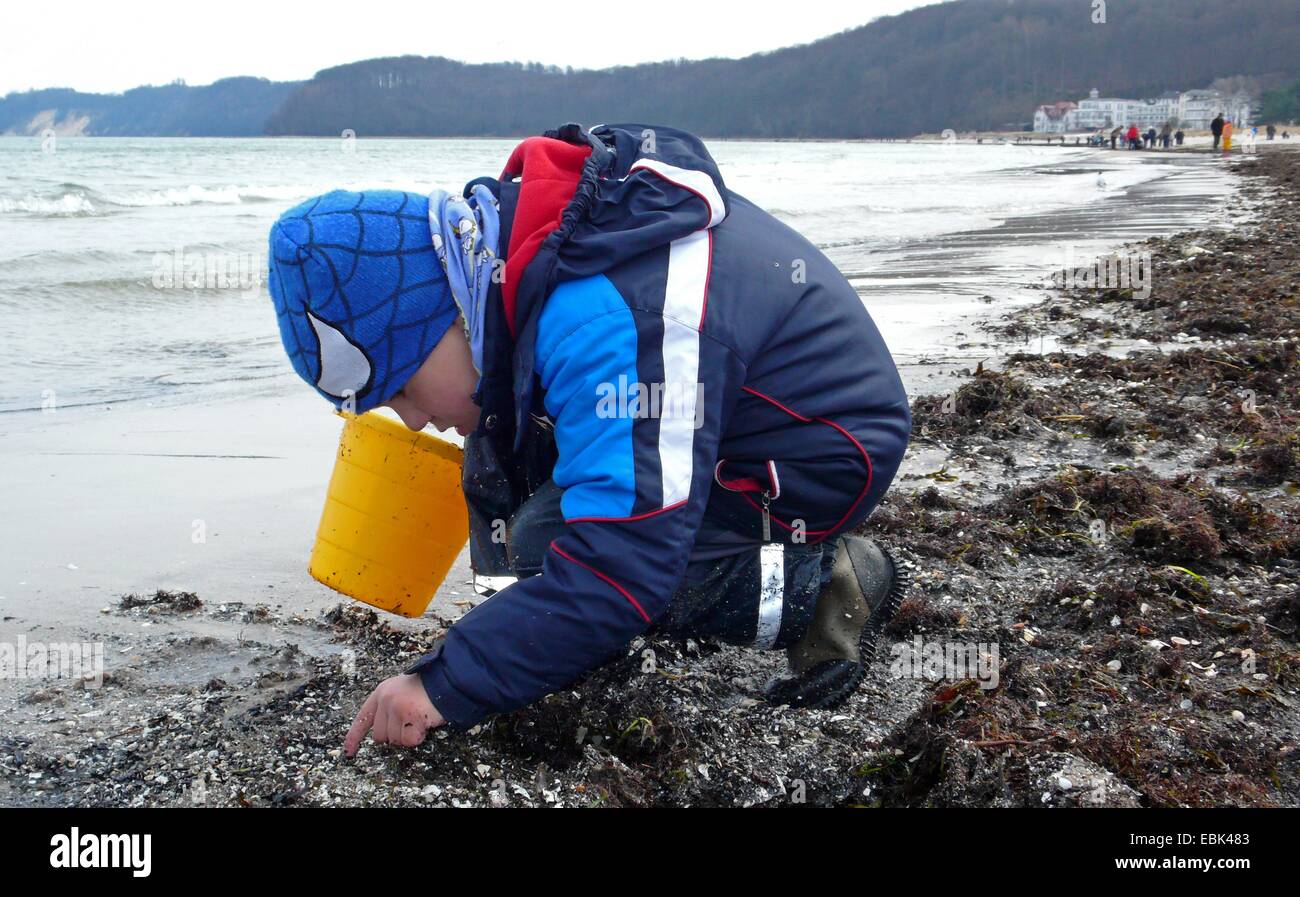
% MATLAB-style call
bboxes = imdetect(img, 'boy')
[266,123,911,757]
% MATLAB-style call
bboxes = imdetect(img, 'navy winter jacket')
[407,123,911,728]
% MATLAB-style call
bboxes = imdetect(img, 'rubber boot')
[765,535,906,709]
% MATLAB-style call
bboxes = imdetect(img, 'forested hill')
[0,78,298,137]
[263,0,1300,137]
[6,0,1300,139]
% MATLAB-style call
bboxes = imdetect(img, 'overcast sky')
[1,0,934,95]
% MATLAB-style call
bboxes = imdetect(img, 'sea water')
[0,136,1235,416]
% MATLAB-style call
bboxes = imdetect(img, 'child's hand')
[343,674,445,757]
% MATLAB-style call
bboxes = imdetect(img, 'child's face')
[382,318,481,436]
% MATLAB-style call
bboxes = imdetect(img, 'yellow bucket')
[309,411,469,617]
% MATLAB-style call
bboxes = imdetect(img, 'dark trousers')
[503,480,836,650]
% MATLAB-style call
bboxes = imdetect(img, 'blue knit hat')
[267,189,458,413]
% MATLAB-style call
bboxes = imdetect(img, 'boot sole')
[766,544,909,711]
[842,546,909,698]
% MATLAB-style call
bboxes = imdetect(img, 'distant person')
[1211,113,1225,150]
[1110,126,1122,149]
[265,122,913,753]
[1160,123,1172,149]
[1175,129,1185,146]
[1223,120,1234,152]
[1144,127,1157,149]
[1126,124,1141,149]
[1267,123,1276,141]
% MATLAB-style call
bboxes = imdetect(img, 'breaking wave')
[0,182,311,216]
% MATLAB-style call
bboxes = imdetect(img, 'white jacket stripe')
[629,158,727,228]
[657,228,710,506]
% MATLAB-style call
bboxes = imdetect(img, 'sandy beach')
[1,143,1295,808]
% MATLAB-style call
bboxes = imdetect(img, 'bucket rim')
[336,410,464,463]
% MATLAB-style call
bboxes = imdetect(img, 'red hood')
[499,136,593,338]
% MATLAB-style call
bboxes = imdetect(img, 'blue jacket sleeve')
[408,269,745,729]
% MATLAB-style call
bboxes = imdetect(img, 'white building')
[1069,90,1130,130]
[1132,92,1182,129]
[1033,101,1076,133]
[1033,87,1252,133]
[1178,89,1252,129]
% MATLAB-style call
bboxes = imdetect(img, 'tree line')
[5,0,1299,139]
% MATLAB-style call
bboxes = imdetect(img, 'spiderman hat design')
[267,190,458,412]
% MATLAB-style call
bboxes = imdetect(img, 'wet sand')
[3,146,1291,807]
[876,146,1299,807]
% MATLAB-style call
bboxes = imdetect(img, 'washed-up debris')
[4,152,1300,808]
[117,590,203,613]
